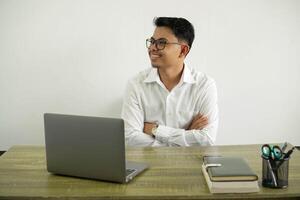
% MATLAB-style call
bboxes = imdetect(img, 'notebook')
[44,113,148,183]
[202,156,259,193]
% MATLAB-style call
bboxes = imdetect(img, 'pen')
[283,147,295,159]
[281,142,288,153]
[275,146,296,170]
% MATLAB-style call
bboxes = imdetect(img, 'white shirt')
[121,66,219,147]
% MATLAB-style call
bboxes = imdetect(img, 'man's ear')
[179,45,190,58]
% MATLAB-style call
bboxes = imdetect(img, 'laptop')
[44,113,148,183]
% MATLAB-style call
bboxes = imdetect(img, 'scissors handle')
[261,144,272,159]
[261,144,282,160]
[272,145,283,160]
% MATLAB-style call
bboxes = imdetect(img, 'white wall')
[0,0,299,150]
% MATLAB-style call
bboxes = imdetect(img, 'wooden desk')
[0,144,299,200]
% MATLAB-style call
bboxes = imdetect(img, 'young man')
[122,17,218,146]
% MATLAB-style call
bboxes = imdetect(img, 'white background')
[0,0,299,150]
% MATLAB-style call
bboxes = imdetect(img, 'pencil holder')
[262,156,289,188]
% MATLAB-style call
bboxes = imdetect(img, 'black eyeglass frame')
[146,38,185,50]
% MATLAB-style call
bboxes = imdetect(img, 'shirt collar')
[143,65,196,84]
[181,65,196,84]
[143,68,159,83]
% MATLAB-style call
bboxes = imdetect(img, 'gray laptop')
[44,113,148,183]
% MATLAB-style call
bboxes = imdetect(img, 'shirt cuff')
[155,125,184,144]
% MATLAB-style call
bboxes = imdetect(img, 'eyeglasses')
[146,38,183,50]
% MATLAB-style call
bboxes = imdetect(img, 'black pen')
[283,147,295,159]
[276,147,296,170]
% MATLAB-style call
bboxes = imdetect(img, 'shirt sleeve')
[155,81,219,146]
[121,80,167,147]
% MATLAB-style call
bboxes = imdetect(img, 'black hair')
[153,17,195,48]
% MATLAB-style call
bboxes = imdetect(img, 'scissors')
[261,144,283,160]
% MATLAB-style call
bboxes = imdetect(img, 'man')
[121,17,218,146]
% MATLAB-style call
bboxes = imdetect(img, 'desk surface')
[0,144,299,200]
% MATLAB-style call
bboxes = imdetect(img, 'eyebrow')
[150,37,168,41]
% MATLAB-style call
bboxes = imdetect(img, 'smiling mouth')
[150,53,161,59]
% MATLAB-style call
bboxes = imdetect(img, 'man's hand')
[187,114,208,130]
[144,122,157,136]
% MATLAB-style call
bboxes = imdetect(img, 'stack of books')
[201,156,259,193]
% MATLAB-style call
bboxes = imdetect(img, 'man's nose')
[149,42,158,51]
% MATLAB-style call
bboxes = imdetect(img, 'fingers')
[188,115,209,130]
[190,114,202,124]
[194,117,209,130]
[195,114,203,120]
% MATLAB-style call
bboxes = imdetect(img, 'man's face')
[148,27,183,69]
